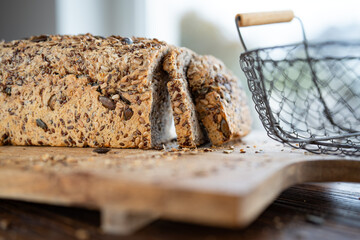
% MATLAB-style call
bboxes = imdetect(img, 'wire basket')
[236,11,360,156]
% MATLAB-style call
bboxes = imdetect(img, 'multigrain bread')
[0,34,173,149]
[163,47,207,148]
[187,55,251,145]
[0,34,251,149]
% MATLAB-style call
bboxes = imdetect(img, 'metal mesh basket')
[236,11,360,155]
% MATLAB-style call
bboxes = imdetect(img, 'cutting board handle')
[239,159,360,227]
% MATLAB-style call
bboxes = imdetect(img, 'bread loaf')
[0,34,173,149]
[0,34,251,149]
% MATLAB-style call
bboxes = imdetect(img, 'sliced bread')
[163,47,207,148]
[187,55,251,145]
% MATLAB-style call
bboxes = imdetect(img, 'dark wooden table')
[0,182,359,240]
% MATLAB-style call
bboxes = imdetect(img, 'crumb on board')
[202,148,214,152]
[223,149,233,154]
[93,148,110,154]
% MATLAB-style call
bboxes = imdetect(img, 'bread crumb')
[202,148,214,152]
[170,148,178,152]
[223,149,233,154]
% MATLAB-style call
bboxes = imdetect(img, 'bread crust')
[0,34,251,148]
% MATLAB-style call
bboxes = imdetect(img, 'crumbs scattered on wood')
[41,154,68,162]
[169,148,178,152]
[93,148,110,154]
[202,148,214,152]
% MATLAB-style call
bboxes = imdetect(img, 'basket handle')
[236,10,294,27]
[235,10,305,51]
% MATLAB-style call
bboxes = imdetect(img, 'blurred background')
[1,0,360,128]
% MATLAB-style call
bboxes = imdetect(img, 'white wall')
[145,0,360,47]
[56,0,146,37]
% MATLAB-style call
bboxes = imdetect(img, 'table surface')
[0,182,359,240]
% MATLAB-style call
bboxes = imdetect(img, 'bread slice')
[0,34,173,149]
[187,55,251,145]
[163,48,207,148]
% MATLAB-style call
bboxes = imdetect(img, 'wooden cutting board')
[0,131,359,235]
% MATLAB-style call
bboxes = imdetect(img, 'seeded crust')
[0,34,173,149]
[187,55,251,145]
[163,47,207,148]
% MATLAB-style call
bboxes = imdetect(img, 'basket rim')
[240,40,360,57]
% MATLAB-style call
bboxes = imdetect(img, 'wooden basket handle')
[236,10,294,27]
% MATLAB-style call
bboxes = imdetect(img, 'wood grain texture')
[0,131,359,234]
[1,183,360,240]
